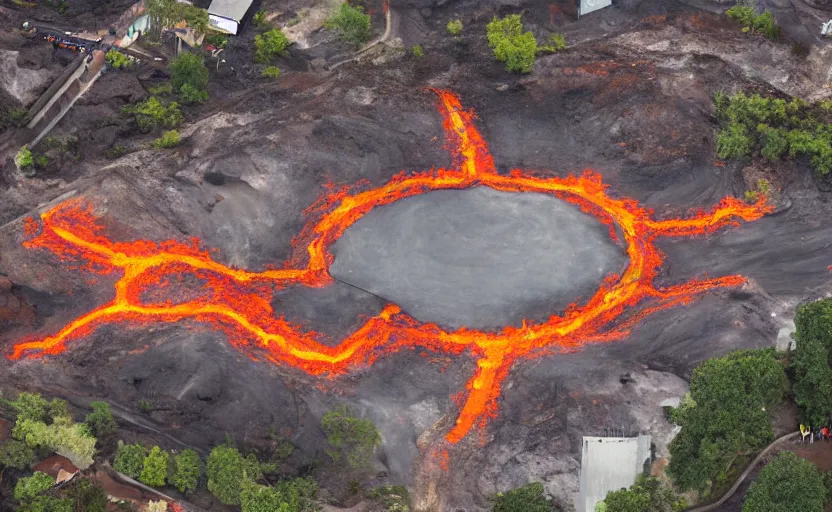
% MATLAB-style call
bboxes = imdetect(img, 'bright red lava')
[10,90,772,444]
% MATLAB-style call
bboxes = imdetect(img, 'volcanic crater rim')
[328,186,630,332]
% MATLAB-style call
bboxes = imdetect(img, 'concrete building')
[579,0,613,16]
[208,0,254,35]
[577,435,652,512]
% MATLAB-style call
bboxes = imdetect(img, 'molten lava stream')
[10,88,772,444]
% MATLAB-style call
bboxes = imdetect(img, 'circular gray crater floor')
[329,186,629,332]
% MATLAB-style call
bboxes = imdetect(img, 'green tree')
[743,452,824,512]
[321,407,381,468]
[667,349,787,492]
[240,481,291,512]
[13,418,97,469]
[70,478,108,512]
[114,442,147,478]
[491,482,552,512]
[596,475,685,512]
[123,97,182,132]
[486,14,537,73]
[147,0,208,32]
[0,439,36,470]
[793,299,832,427]
[169,52,209,104]
[84,401,117,438]
[170,449,203,494]
[48,399,70,423]
[105,49,132,69]
[14,472,55,502]
[206,445,262,505]
[716,123,753,159]
[325,3,371,45]
[11,392,49,423]
[254,29,290,64]
[18,496,73,512]
[261,66,281,78]
[15,145,35,173]
[140,446,170,487]
[447,19,463,36]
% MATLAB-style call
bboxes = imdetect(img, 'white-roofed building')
[208,0,254,35]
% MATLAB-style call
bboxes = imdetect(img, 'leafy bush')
[321,407,381,468]
[792,299,832,427]
[411,45,423,58]
[114,442,147,478]
[491,482,552,512]
[70,478,108,512]
[10,392,48,423]
[105,49,132,70]
[254,28,290,64]
[152,130,181,149]
[446,19,462,36]
[326,3,371,45]
[123,97,182,133]
[0,439,36,470]
[261,66,281,79]
[140,446,170,487]
[714,91,832,174]
[726,6,780,40]
[744,178,773,204]
[204,31,228,49]
[743,452,824,511]
[667,349,787,492]
[15,145,35,173]
[171,449,203,494]
[1,106,28,128]
[13,418,96,469]
[147,82,173,96]
[240,481,288,512]
[207,445,262,505]
[169,52,209,103]
[14,472,55,502]
[539,33,567,54]
[486,14,537,73]
[85,401,117,438]
[18,496,72,512]
[252,10,270,29]
[147,0,208,32]
[596,475,685,512]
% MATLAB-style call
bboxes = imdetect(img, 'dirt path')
[686,431,799,512]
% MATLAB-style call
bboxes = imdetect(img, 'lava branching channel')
[11,90,772,443]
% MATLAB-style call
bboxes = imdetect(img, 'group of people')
[799,424,831,443]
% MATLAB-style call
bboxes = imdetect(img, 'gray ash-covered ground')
[2,0,832,510]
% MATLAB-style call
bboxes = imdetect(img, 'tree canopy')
[667,349,787,492]
[207,445,262,505]
[321,407,381,468]
[491,482,552,512]
[254,29,290,64]
[486,14,537,73]
[169,52,209,104]
[140,446,170,487]
[14,472,55,503]
[171,448,203,494]
[596,475,685,512]
[114,442,147,479]
[793,298,832,426]
[84,401,117,438]
[743,451,824,512]
[325,3,371,45]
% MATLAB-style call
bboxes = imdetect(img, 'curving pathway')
[686,431,800,512]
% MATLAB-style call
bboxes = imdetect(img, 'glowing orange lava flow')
[10,90,772,443]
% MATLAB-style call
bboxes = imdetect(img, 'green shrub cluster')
[253,10,271,29]
[486,14,537,73]
[792,299,832,427]
[105,49,132,70]
[725,6,780,40]
[15,145,34,172]
[261,65,281,79]
[204,31,228,49]
[114,442,147,478]
[255,29,290,64]
[147,0,208,32]
[321,406,381,468]
[14,472,55,502]
[596,474,685,512]
[667,349,788,493]
[326,3,371,45]
[169,52,209,104]
[123,97,182,133]
[491,482,552,512]
[411,45,423,58]
[538,33,567,54]
[714,91,832,175]
[446,19,462,36]
[743,452,824,511]
[84,401,116,438]
[152,130,181,149]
